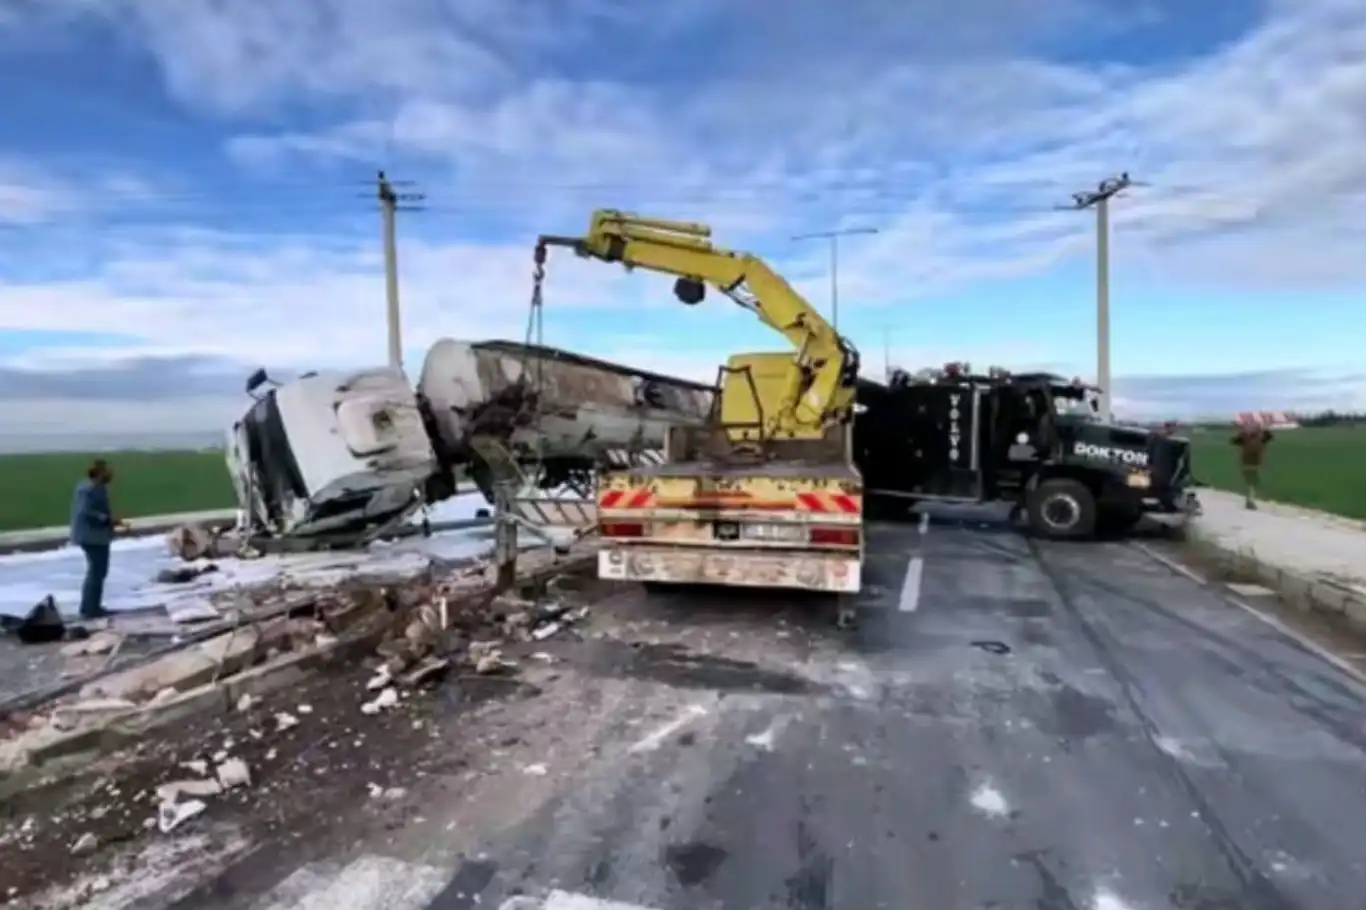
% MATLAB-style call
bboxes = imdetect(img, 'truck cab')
[854,367,1198,538]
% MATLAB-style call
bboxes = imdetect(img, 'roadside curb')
[0,509,238,556]
[1178,522,1366,634]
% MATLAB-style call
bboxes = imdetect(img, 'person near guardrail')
[1231,421,1274,511]
[69,459,131,620]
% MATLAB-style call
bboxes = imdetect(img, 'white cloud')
[3,0,1366,434]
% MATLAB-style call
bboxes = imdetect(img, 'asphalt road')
[159,514,1366,910]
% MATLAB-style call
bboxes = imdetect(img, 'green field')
[1188,425,1366,520]
[1,428,1363,533]
[0,450,236,534]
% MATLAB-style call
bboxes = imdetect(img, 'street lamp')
[790,226,879,330]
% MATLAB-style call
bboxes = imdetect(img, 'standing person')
[69,459,128,619]
[1230,421,1273,510]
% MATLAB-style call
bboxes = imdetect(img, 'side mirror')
[245,368,269,395]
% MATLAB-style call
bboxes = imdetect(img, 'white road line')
[898,556,924,612]
[1130,541,1207,585]
[1133,542,1366,688]
[628,703,709,753]
[918,511,930,535]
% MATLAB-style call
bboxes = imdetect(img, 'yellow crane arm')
[536,210,860,434]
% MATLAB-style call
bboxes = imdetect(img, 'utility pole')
[1059,173,1138,422]
[791,226,879,331]
[376,171,425,372]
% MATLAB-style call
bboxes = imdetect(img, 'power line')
[1056,172,1143,421]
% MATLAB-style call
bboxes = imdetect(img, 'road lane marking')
[1133,542,1366,688]
[919,511,930,535]
[628,703,709,753]
[898,556,924,612]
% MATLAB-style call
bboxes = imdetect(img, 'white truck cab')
[228,368,436,539]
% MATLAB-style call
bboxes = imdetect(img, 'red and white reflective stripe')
[599,489,655,509]
[795,492,861,514]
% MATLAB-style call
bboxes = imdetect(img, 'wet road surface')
[193,514,1366,910]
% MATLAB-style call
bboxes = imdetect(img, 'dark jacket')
[1231,428,1273,466]
[70,479,114,546]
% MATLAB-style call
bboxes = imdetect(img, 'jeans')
[80,544,111,618]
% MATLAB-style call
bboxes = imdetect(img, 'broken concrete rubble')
[59,631,121,659]
[0,538,600,879]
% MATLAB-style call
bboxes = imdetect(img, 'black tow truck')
[853,364,1200,538]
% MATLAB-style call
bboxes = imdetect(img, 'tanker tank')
[416,339,717,497]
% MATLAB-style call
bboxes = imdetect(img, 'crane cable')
[519,243,548,484]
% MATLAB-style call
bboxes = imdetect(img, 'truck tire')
[1027,478,1097,540]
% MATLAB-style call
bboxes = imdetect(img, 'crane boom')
[537,210,860,440]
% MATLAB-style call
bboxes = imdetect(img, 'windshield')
[1052,391,1099,420]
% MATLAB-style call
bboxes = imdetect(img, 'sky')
[1,0,1365,449]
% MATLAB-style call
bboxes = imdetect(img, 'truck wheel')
[1027,479,1097,540]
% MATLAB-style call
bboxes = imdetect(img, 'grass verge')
[0,450,234,533]
[1188,425,1366,521]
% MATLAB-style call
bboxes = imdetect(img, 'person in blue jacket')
[69,459,128,619]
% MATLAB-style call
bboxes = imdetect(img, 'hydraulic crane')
[536,210,861,445]
[536,210,867,611]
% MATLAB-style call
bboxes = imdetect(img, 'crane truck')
[534,211,865,600]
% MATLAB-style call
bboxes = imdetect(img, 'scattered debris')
[0,557,602,903]
[154,563,220,585]
[971,640,1012,655]
[60,630,122,657]
[522,763,548,776]
[157,798,207,834]
[215,758,251,790]
[399,656,451,688]
[50,697,137,731]
[366,782,407,801]
[361,687,400,716]
[156,779,223,802]
[3,596,67,645]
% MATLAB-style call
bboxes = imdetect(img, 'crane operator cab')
[854,365,1199,539]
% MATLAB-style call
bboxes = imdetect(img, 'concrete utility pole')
[791,226,879,331]
[1059,173,1138,422]
[377,171,425,372]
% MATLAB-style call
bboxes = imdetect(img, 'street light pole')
[1058,173,1137,422]
[791,226,879,331]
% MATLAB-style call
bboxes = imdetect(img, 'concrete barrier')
[0,509,238,556]
[1180,513,1366,636]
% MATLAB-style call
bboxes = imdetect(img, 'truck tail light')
[601,521,645,538]
[810,526,860,547]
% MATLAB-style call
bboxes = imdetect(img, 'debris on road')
[59,631,121,658]
[360,687,399,715]
[0,550,603,904]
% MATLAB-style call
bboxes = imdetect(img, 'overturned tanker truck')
[219,339,716,548]
[202,343,1197,558]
